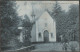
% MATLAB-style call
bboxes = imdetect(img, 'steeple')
[31,3,35,20]
[44,3,48,12]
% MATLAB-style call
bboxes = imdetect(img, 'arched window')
[39,32,41,38]
[51,33,53,38]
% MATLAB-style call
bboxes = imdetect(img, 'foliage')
[0,1,20,47]
[1,1,34,49]
[51,2,65,42]
[66,4,79,41]
[50,2,79,42]
[22,15,33,46]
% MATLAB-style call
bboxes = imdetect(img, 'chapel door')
[43,30,49,43]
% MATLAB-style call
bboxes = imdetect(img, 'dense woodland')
[0,1,79,50]
[50,2,79,42]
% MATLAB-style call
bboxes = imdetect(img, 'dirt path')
[31,43,63,52]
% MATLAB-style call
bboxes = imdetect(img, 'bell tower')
[31,2,38,42]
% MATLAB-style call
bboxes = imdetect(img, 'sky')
[15,1,79,20]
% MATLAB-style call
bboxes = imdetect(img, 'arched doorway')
[43,30,49,43]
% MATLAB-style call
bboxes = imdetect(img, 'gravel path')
[31,43,63,51]
[31,42,79,52]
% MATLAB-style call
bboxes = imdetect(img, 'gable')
[37,11,54,23]
[36,11,55,33]
[39,11,53,21]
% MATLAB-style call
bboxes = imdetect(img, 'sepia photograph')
[0,0,79,52]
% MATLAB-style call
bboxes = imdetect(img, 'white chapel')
[31,11,56,43]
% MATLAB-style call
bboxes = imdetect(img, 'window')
[45,23,47,27]
[51,33,53,38]
[39,33,41,38]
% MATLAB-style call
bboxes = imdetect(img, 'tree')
[66,4,79,41]
[0,1,21,48]
[51,1,66,42]
[50,2,79,42]
[19,15,35,47]
[60,4,79,42]
[52,1,62,16]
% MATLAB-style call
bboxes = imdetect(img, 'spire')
[44,2,48,12]
[55,1,58,9]
[31,2,35,20]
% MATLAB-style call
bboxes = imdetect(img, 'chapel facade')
[31,11,56,43]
